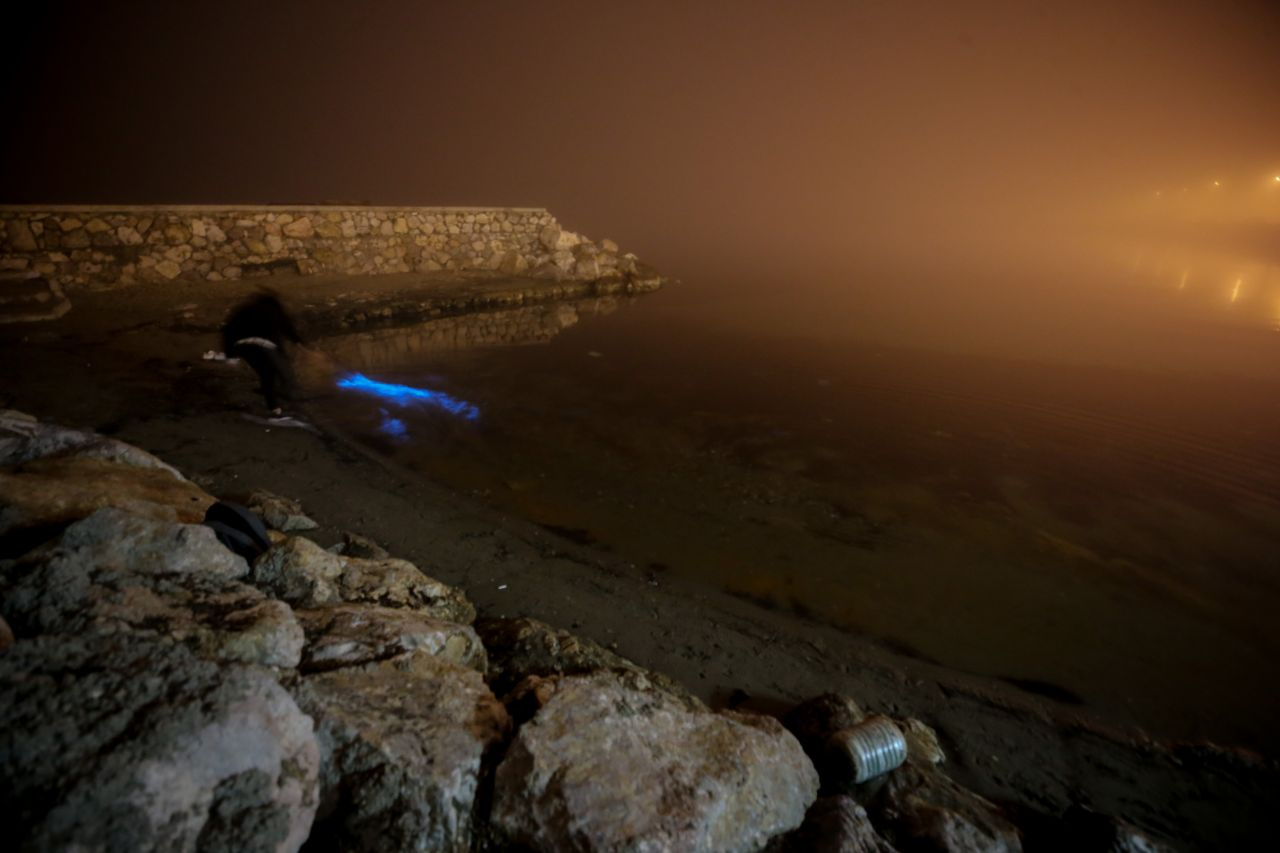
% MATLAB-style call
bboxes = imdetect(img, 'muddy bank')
[1,272,1276,849]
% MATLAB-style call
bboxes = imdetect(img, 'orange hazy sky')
[3,0,1277,275]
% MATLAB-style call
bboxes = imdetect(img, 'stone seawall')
[0,205,646,291]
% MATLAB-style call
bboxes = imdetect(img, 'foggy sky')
[3,0,1277,278]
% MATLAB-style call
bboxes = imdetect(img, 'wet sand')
[2,272,1277,849]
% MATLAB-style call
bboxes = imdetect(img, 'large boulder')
[252,535,475,623]
[476,615,698,705]
[772,796,899,852]
[871,763,1023,853]
[0,629,319,851]
[295,604,486,673]
[292,651,510,852]
[0,455,214,535]
[492,671,819,852]
[248,489,319,532]
[0,410,185,476]
[1,509,302,668]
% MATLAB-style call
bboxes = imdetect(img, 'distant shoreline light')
[336,372,481,421]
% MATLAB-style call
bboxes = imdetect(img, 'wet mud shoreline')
[2,272,1277,848]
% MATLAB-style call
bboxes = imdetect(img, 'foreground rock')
[770,796,899,852]
[2,508,303,668]
[293,651,510,852]
[0,455,214,534]
[295,603,486,672]
[248,489,319,532]
[252,534,475,623]
[0,629,319,851]
[871,763,1023,852]
[0,409,184,476]
[477,615,699,705]
[492,670,818,851]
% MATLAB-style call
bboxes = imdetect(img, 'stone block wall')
[0,205,644,290]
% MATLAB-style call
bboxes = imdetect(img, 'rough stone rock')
[538,223,561,251]
[155,259,182,279]
[1,508,303,668]
[283,217,314,238]
[600,237,619,253]
[252,535,475,623]
[574,256,602,279]
[62,228,90,249]
[0,410,185,476]
[338,529,388,559]
[551,249,576,272]
[493,671,819,852]
[0,629,319,851]
[295,604,485,672]
[771,796,899,852]
[293,651,509,852]
[554,229,582,251]
[6,219,39,252]
[901,718,946,765]
[498,249,528,275]
[247,489,319,532]
[476,615,698,704]
[0,456,214,535]
[872,763,1023,853]
[785,693,868,761]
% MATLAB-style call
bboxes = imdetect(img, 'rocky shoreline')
[1,411,1176,851]
[1,269,1276,849]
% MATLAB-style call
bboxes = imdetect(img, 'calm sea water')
[316,246,1280,751]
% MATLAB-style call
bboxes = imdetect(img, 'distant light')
[1213,180,1222,188]
[1231,278,1242,303]
[1274,175,1280,183]
[336,372,481,421]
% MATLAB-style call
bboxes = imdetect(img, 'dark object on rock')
[222,292,302,411]
[203,519,261,562]
[205,500,271,551]
[204,500,272,561]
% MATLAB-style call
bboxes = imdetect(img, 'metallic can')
[827,715,908,783]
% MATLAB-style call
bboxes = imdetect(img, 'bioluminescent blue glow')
[376,408,410,441]
[336,372,481,421]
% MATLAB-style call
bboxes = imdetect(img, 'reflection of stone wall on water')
[323,296,624,371]
[0,205,652,291]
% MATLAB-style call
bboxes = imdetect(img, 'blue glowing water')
[336,372,481,421]
[375,408,410,441]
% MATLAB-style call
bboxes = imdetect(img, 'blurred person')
[221,290,303,415]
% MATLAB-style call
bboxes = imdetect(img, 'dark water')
[315,248,1280,751]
